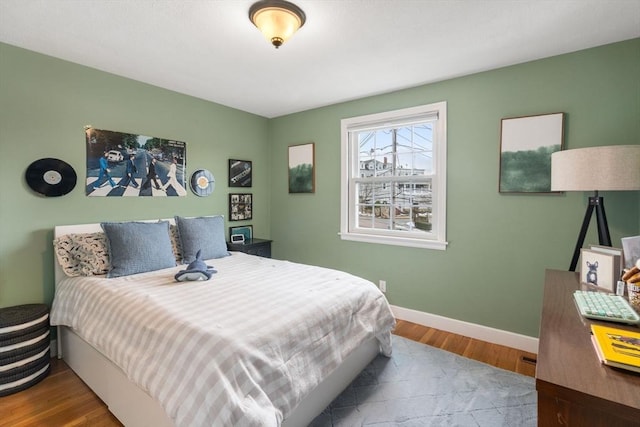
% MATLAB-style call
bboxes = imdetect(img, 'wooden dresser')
[536,269,640,426]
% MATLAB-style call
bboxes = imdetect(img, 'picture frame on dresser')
[579,248,620,292]
[621,235,640,269]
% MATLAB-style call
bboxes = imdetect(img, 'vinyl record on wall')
[190,169,215,197]
[25,158,77,197]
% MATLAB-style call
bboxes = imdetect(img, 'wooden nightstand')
[227,238,272,258]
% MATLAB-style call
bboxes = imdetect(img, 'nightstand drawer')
[227,238,272,258]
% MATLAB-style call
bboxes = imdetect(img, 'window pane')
[356,123,434,178]
[355,180,433,233]
[358,131,393,178]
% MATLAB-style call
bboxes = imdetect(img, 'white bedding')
[51,252,395,427]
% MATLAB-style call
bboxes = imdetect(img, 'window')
[340,101,447,249]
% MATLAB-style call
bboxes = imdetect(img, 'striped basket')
[0,304,50,397]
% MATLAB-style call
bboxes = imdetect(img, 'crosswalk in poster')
[85,128,187,197]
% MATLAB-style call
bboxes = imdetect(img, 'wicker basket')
[0,304,50,396]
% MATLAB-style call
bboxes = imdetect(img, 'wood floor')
[1,320,537,426]
[392,319,537,377]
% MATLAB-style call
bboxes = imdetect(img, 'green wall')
[1,39,638,340]
[0,43,270,308]
[269,39,640,338]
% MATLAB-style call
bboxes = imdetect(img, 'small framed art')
[580,248,620,292]
[499,112,564,193]
[621,236,640,269]
[228,159,252,187]
[288,143,315,193]
[229,225,252,242]
[229,193,252,221]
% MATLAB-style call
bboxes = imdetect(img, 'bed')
[50,217,395,427]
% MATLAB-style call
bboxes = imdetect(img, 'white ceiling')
[1,0,639,118]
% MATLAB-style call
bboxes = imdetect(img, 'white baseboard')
[391,305,539,354]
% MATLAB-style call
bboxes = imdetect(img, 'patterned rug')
[309,335,537,426]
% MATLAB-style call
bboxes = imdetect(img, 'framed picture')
[288,143,315,193]
[228,159,252,187]
[85,127,187,197]
[580,248,620,292]
[229,225,252,242]
[499,112,564,193]
[621,236,640,269]
[229,193,252,221]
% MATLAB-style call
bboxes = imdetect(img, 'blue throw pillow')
[175,215,229,263]
[101,221,176,278]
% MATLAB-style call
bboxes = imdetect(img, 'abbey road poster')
[86,128,187,197]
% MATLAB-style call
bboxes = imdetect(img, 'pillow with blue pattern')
[175,215,229,263]
[101,221,176,278]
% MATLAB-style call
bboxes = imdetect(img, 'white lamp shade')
[551,145,640,191]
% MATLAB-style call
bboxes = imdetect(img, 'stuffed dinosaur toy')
[175,249,217,282]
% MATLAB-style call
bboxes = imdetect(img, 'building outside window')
[340,101,447,250]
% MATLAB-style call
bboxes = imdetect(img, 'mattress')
[51,252,395,426]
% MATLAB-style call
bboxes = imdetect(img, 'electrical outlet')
[379,280,386,293]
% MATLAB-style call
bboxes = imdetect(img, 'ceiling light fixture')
[249,0,306,49]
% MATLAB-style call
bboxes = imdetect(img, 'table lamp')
[551,145,640,271]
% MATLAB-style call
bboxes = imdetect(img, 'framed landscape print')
[229,193,252,221]
[228,159,252,187]
[288,143,315,193]
[499,113,564,193]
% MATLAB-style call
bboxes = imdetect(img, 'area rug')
[309,335,537,426]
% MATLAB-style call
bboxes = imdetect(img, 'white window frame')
[340,101,448,250]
